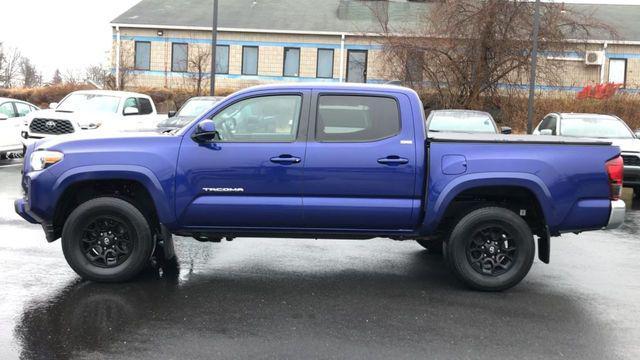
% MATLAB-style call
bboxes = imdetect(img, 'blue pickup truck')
[15,84,626,291]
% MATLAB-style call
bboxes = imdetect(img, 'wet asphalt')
[1,159,640,360]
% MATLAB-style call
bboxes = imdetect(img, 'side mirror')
[500,126,512,134]
[539,129,553,136]
[191,120,219,143]
[123,106,139,116]
[49,102,58,109]
[635,129,640,138]
[168,110,177,118]
[0,114,8,121]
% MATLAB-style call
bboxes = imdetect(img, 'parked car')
[533,113,640,193]
[0,98,39,159]
[426,109,512,134]
[15,83,625,291]
[157,96,225,133]
[21,90,163,150]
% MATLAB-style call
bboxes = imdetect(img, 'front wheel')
[445,207,534,291]
[62,197,154,282]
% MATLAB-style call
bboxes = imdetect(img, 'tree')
[188,45,211,96]
[85,65,109,88]
[51,69,63,85]
[375,0,613,108]
[0,46,22,88]
[105,43,135,90]
[20,57,41,88]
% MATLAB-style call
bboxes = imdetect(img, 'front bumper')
[605,199,626,229]
[14,198,39,224]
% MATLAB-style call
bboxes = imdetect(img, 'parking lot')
[0,158,639,359]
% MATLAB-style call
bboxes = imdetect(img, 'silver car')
[534,112,640,193]
[0,97,39,158]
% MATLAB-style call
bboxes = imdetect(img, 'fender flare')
[52,165,175,225]
[423,172,554,234]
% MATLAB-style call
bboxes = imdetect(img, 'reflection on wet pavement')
[1,161,640,359]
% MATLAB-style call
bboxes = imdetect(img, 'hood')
[35,130,167,150]
[157,115,196,128]
[28,108,118,124]
[609,138,640,153]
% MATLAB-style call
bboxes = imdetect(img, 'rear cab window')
[315,95,400,142]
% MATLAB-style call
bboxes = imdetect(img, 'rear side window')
[137,98,153,115]
[316,96,400,142]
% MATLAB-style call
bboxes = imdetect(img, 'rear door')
[176,90,310,229]
[303,91,417,230]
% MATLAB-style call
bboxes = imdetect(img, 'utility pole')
[526,0,541,134]
[209,0,219,96]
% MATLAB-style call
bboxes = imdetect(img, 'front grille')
[29,118,74,135]
[622,155,640,167]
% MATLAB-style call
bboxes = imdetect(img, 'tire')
[0,152,6,160]
[445,207,534,291]
[416,239,443,255]
[62,197,155,282]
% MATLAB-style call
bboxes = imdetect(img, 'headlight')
[29,151,64,171]
[79,122,101,129]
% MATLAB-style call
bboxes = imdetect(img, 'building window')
[242,46,259,75]
[608,58,627,87]
[283,47,300,77]
[171,43,188,72]
[215,45,229,74]
[134,41,151,70]
[316,49,334,79]
[346,50,367,83]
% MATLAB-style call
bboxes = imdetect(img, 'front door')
[346,50,368,83]
[0,102,21,152]
[176,91,310,229]
[303,91,417,230]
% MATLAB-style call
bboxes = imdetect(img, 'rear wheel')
[62,197,154,282]
[445,207,534,291]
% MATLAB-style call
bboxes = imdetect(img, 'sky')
[1,0,640,82]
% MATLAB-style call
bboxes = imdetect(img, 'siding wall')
[112,27,640,93]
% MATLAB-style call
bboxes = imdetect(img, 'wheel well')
[436,186,546,238]
[51,180,160,241]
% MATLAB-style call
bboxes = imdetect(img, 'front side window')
[242,46,258,75]
[58,94,120,113]
[123,97,139,114]
[0,102,15,117]
[283,47,300,77]
[211,95,301,142]
[216,45,229,74]
[14,102,35,117]
[316,96,400,142]
[172,43,188,72]
[538,115,557,135]
[316,49,334,79]
[135,41,151,70]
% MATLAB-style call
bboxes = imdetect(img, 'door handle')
[270,154,301,164]
[377,156,409,165]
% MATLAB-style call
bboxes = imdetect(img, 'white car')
[533,112,640,192]
[21,90,163,148]
[0,98,39,159]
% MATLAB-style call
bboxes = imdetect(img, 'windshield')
[428,112,496,133]
[561,116,633,139]
[178,99,219,117]
[57,94,120,113]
